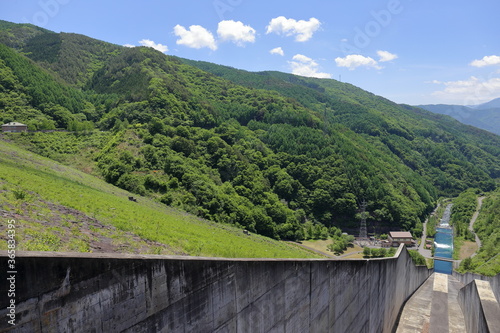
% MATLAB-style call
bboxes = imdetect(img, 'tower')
[359,200,368,239]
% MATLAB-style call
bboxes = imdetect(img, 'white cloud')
[293,54,314,63]
[123,44,135,48]
[138,39,168,53]
[431,76,500,104]
[289,54,331,79]
[270,47,284,56]
[470,55,500,67]
[266,16,321,42]
[335,54,381,70]
[174,24,217,50]
[377,50,398,62]
[217,20,256,46]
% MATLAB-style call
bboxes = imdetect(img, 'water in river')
[434,204,454,274]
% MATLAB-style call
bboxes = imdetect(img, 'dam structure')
[1,246,499,332]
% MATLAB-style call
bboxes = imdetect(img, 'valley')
[0,20,499,273]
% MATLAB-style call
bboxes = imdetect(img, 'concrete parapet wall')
[458,279,500,333]
[0,246,431,332]
[453,271,500,303]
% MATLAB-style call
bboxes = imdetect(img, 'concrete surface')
[453,271,500,304]
[394,274,434,332]
[395,273,466,333]
[0,246,431,332]
[458,279,500,333]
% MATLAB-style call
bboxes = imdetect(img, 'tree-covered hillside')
[458,188,500,276]
[1,20,499,241]
[183,59,500,195]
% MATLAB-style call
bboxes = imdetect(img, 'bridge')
[434,256,455,263]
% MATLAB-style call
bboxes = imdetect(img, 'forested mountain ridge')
[0,20,120,87]
[182,59,500,191]
[417,102,500,136]
[1,20,499,241]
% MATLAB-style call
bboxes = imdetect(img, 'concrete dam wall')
[457,279,500,333]
[1,246,431,332]
[453,271,500,303]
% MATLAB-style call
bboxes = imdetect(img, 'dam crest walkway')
[396,273,466,333]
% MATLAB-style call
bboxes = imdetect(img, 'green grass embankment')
[0,138,320,258]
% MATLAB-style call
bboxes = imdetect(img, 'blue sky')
[2,0,500,105]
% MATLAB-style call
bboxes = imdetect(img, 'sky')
[1,0,500,105]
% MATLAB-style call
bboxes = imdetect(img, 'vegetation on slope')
[183,59,500,196]
[0,139,319,258]
[449,189,479,260]
[459,189,500,275]
[0,20,499,244]
[451,189,478,241]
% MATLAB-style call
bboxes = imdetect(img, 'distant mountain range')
[417,98,500,136]
[472,97,500,110]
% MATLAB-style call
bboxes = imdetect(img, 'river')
[434,203,454,274]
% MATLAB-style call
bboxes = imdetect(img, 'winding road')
[468,196,485,257]
[418,204,439,258]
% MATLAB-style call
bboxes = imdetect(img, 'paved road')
[418,205,439,258]
[469,196,485,257]
[287,242,335,258]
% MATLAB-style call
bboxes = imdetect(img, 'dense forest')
[1,20,499,242]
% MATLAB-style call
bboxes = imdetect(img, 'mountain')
[417,100,500,136]
[473,97,500,110]
[1,20,499,242]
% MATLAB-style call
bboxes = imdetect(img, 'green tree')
[252,208,278,239]
[116,173,146,195]
[371,248,383,258]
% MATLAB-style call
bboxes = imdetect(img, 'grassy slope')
[0,136,320,258]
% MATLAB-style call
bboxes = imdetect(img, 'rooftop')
[2,122,27,126]
[389,231,413,238]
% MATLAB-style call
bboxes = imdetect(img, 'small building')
[381,240,391,248]
[2,122,28,133]
[388,231,415,247]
